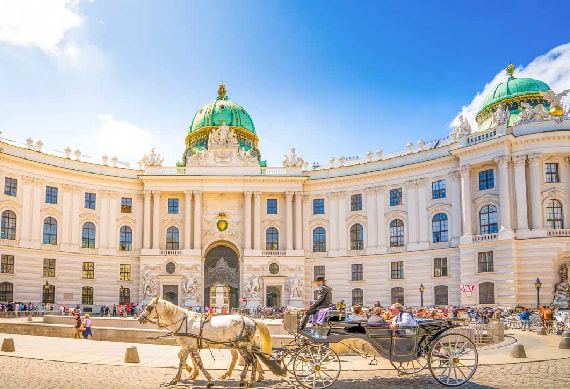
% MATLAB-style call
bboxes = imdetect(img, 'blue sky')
[1,1,570,167]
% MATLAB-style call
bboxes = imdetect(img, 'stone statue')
[244,274,261,298]
[288,277,304,299]
[517,102,550,123]
[143,270,157,297]
[553,262,570,306]
[493,104,509,126]
[142,148,164,167]
[282,148,308,169]
[182,276,200,298]
[457,115,472,137]
[208,122,238,147]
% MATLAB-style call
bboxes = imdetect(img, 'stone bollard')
[124,345,140,363]
[27,316,33,322]
[560,331,570,349]
[537,327,547,335]
[1,337,15,352]
[510,344,526,358]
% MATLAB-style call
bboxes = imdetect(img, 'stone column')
[108,192,118,250]
[152,191,160,250]
[244,191,252,250]
[294,192,302,251]
[100,191,109,249]
[143,190,151,249]
[459,165,473,238]
[134,193,144,250]
[285,191,294,251]
[337,192,347,252]
[417,178,428,247]
[193,190,202,250]
[71,186,81,248]
[61,185,72,248]
[513,155,529,232]
[406,181,418,245]
[30,179,43,246]
[450,171,462,243]
[184,190,193,250]
[376,186,386,250]
[20,176,33,243]
[528,154,543,230]
[366,187,377,249]
[253,192,261,251]
[302,193,311,251]
[328,193,339,252]
[495,156,513,232]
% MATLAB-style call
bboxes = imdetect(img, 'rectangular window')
[0,282,13,302]
[45,186,58,204]
[434,257,448,277]
[43,258,56,277]
[546,163,560,183]
[121,197,132,213]
[266,199,277,214]
[84,192,96,210]
[167,198,179,214]
[120,264,131,281]
[351,264,363,281]
[350,194,362,211]
[390,188,402,206]
[478,251,494,273]
[479,169,494,190]
[314,265,325,281]
[432,180,446,199]
[4,177,17,197]
[313,198,325,214]
[82,287,93,305]
[82,262,94,279]
[42,284,55,304]
[391,261,404,279]
[1,254,14,274]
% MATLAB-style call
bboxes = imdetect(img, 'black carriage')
[275,310,478,388]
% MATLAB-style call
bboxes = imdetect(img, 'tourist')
[99,306,104,317]
[60,304,66,316]
[112,304,117,317]
[73,313,82,339]
[368,307,387,325]
[104,305,109,317]
[520,308,531,330]
[389,303,417,329]
[347,305,368,321]
[298,276,332,330]
[82,314,93,339]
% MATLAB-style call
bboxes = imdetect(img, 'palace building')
[1,65,570,311]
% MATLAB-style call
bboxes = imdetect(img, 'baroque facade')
[2,67,570,311]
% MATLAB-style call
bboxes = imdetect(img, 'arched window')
[43,217,58,245]
[390,219,405,247]
[119,226,132,251]
[546,199,564,230]
[479,205,498,235]
[434,285,449,306]
[352,288,363,306]
[0,281,13,302]
[350,224,364,250]
[391,287,404,305]
[81,286,94,305]
[42,283,55,304]
[266,227,279,251]
[119,287,131,305]
[1,210,16,240]
[479,282,495,304]
[81,222,96,249]
[432,213,448,243]
[166,226,179,250]
[312,227,326,252]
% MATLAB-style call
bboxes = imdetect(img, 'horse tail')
[253,319,272,355]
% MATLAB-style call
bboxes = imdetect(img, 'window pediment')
[346,214,366,225]
[473,193,498,206]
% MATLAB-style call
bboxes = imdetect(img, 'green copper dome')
[188,85,255,135]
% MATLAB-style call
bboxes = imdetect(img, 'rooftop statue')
[208,122,238,147]
[493,104,510,126]
[540,89,570,120]
[142,148,164,167]
[283,148,308,169]
[450,114,472,141]
[517,101,550,124]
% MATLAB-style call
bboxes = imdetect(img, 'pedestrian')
[73,313,82,339]
[520,308,531,330]
[82,314,93,339]
[113,304,117,317]
[99,306,104,317]
[60,304,66,316]
[105,305,109,317]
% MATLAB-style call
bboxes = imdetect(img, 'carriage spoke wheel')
[390,354,428,375]
[428,333,478,387]
[292,344,340,389]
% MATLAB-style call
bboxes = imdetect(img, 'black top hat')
[315,276,325,282]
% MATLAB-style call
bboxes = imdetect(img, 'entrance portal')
[266,285,282,307]
[204,245,239,309]
[163,285,178,306]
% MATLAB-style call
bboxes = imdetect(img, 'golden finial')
[506,64,515,78]
[217,84,227,99]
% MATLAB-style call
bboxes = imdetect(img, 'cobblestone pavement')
[2,355,570,389]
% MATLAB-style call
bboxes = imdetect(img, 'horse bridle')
[139,303,158,325]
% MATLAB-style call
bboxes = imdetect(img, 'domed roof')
[476,64,551,120]
[188,85,255,135]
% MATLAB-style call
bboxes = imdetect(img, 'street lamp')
[534,278,542,308]
[419,283,425,307]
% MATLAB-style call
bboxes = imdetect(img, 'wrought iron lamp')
[534,278,542,308]
[419,283,425,307]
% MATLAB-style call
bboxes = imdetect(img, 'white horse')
[138,297,279,388]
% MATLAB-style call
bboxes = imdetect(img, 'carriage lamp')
[534,278,542,308]
[419,284,425,307]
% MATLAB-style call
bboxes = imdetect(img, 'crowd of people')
[0,302,51,313]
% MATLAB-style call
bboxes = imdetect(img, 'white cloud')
[88,114,159,166]
[451,42,570,129]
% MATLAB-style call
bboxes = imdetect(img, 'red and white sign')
[460,284,475,293]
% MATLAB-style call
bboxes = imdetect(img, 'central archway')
[204,244,240,310]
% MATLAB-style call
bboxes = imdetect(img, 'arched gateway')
[204,245,240,310]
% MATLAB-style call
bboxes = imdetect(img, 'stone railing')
[148,166,292,176]
[262,250,286,257]
[347,249,365,256]
[309,251,328,257]
[547,229,570,237]
[80,247,98,255]
[387,245,406,253]
[472,233,498,242]
[429,241,452,249]
[41,243,60,251]
[160,249,181,256]
[467,128,497,145]
[0,238,18,247]
[260,167,287,175]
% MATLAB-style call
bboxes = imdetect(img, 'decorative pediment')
[346,214,366,225]
[473,193,499,206]
[40,207,62,217]
[308,217,329,227]
[384,209,407,220]
[0,199,21,211]
[427,203,452,213]
[161,217,182,228]
[262,218,282,228]
[79,212,100,222]
[541,187,568,202]
[116,216,135,225]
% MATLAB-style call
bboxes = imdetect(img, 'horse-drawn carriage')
[276,310,478,388]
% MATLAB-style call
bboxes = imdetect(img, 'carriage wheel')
[510,317,522,330]
[390,354,428,375]
[292,344,340,389]
[428,333,478,386]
